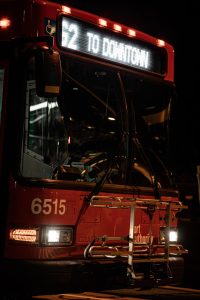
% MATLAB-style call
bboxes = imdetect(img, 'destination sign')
[58,16,167,75]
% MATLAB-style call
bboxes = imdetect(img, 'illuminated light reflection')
[108,117,116,121]
[30,101,58,112]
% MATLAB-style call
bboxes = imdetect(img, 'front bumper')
[2,256,184,294]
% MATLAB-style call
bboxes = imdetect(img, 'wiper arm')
[133,136,161,200]
[85,72,129,202]
[84,132,128,202]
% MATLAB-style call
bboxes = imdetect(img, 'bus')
[0,0,188,298]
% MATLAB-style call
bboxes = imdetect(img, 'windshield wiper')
[85,72,129,202]
[84,131,128,202]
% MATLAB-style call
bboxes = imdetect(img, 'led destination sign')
[58,16,167,75]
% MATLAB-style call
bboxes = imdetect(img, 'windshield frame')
[18,50,175,193]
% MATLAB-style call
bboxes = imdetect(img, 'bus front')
[0,0,188,296]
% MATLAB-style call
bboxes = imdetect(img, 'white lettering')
[92,34,100,53]
[116,43,125,61]
[31,198,67,215]
[102,37,109,57]
[61,17,151,71]
[61,20,79,50]
[87,32,100,54]
[134,225,153,244]
[87,32,93,52]
[109,40,117,58]
[139,50,149,68]
[125,45,132,63]
[134,233,153,244]
[61,19,69,47]
[101,38,149,69]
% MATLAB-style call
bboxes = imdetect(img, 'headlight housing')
[9,226,73,246]
[42,226,73,246]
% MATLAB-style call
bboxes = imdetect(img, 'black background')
[59,0,199,174]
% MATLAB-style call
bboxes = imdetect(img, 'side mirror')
[35,47,62,97]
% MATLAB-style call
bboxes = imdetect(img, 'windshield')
[20,56,173,188]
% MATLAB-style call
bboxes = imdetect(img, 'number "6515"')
[31,198,66,215]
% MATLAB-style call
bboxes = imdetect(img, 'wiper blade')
[84,72,129,202]
[132,136,161,200]
[84,132,128,202]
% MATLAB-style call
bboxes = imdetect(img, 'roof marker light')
[0,18,11,29]
[127,29,136,37]
[113,24,122,32]
[98,18,107,27]
[157,39,165,47]
[61,6,71,14]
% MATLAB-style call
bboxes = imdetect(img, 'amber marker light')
[0,18,11,29]
[61,6,71,14]
[98,18,107,27]
[157,39,165,47]
[113,24,122,32]
[127,29,136,37]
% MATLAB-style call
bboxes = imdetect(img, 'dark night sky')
[60,0,199,172]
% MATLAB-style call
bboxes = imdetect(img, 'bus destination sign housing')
[57,15,167,76]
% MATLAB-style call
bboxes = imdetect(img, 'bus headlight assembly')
[42,226,73,246]
[160,227,178,244]
[9,226,73,246]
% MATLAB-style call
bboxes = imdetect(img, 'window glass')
[21,59,126,182]
[21,56,173,188]
[21,81,68,178]
[122,74,173,187]
[55,60,125,183]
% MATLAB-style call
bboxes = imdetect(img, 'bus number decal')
[31,198,67,215]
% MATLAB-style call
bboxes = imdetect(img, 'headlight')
[169,230,178,242]
[42,226,73,246]
[160,227,178,243]
[48,230,60,243]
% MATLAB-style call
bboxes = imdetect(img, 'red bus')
[0,0,188,298]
